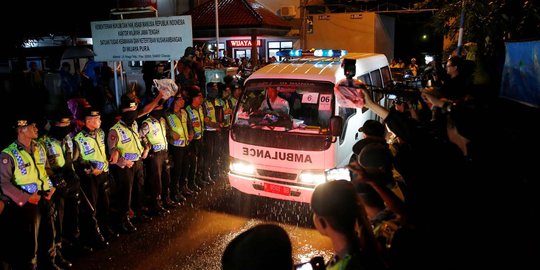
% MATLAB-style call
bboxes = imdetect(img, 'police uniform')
[141,105,174,215]
[72,109,112,248]
[220,88,236,176]
[108,101,144,233]
[165,95,193,201]
[202,88,224,182]
[38,116,78,268]
[185,91,205,192]
[0,118,59,269]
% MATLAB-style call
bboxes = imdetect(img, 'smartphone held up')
[325,167,352,181]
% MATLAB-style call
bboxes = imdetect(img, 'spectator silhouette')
[311,180,388,270]
[222,223,293,270]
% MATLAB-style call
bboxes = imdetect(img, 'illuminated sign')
[228,40,262,47]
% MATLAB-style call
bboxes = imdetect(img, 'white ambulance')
[228,49,392,203]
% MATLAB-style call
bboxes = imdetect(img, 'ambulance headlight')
[299,170,326,184]
[230,160,256,175]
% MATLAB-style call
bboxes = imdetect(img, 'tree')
[421,0,540,87]
[427,0,540,56]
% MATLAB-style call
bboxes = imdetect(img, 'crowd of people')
[1,49,537,270]
[221,54,537,270]
[0,46,246,269]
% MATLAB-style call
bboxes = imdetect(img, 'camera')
[295,256,325,270]
[370,80,422,104]
[325,167,351,181]
[295,262,313,270]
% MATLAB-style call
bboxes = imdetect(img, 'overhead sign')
[91,16,192,61]
[228,40,262,47]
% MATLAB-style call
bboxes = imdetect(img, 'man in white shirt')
[259,87,290,114]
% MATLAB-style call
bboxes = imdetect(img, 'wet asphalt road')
[70,177,333,270]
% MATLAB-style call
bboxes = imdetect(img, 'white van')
[228,49,392,203]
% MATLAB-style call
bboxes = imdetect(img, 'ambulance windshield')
[233,80,334,133]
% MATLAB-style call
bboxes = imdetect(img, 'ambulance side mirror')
[330,116,343,137]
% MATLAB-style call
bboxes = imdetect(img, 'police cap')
[82,108,100,118]
[120,98,138,111]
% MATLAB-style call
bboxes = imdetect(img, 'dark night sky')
[1,1,114,51]
[1,1,440,62]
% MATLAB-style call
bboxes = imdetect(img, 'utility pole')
[456,0,466,56]
[215,0,220,61]
[300,0,308,50]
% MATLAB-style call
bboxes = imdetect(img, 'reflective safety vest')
[143,116,168,152]
[222,97,234,128]
[203,98,224,130]
[230,97,238,108]
[327,254,352,270]
[166,110,190,147]
[39,135,66,169]
[186,105,204,140]
[110,122,143,161]
[74,129,109,172]
[2,142,53,193]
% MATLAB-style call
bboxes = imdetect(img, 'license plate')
[263,183,291,196]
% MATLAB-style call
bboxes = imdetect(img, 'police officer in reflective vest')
[38,114,78,268]
[0,117,58,269]
[108,100,148,233]
[73,108,113,249]
[202,82,224,183]
[220,84,236,176]
[141,102,175,215]
[185,88,205,192]
[165,94,194,201]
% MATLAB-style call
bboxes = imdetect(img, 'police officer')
[73,108,113,249]
[108,100,148,233]
[165,94,194,201]
[185,88,205,192]
[141,102,175,215]
[38,114,79,268]
[0,116,59,269]
[202,82,224,183]
[220,84,236,176]
[118,90,164,224]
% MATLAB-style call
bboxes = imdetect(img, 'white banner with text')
[91,16,192,61]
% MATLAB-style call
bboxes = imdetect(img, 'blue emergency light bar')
[314,49,348,57]
[276,49,303,57]
[276,49,347,58]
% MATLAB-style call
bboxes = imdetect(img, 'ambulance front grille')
[257,169,297,181]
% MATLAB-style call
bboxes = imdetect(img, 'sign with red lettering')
[228,40,262,47]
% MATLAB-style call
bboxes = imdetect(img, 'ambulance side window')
[370,70,383,89]
[370,70,384,102]
[338,107,356,144]
[358,74,371,87]
[381,66,392,87]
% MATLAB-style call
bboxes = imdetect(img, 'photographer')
[362,87,483,269]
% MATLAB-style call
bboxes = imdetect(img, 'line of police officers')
[0,82,241,270]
